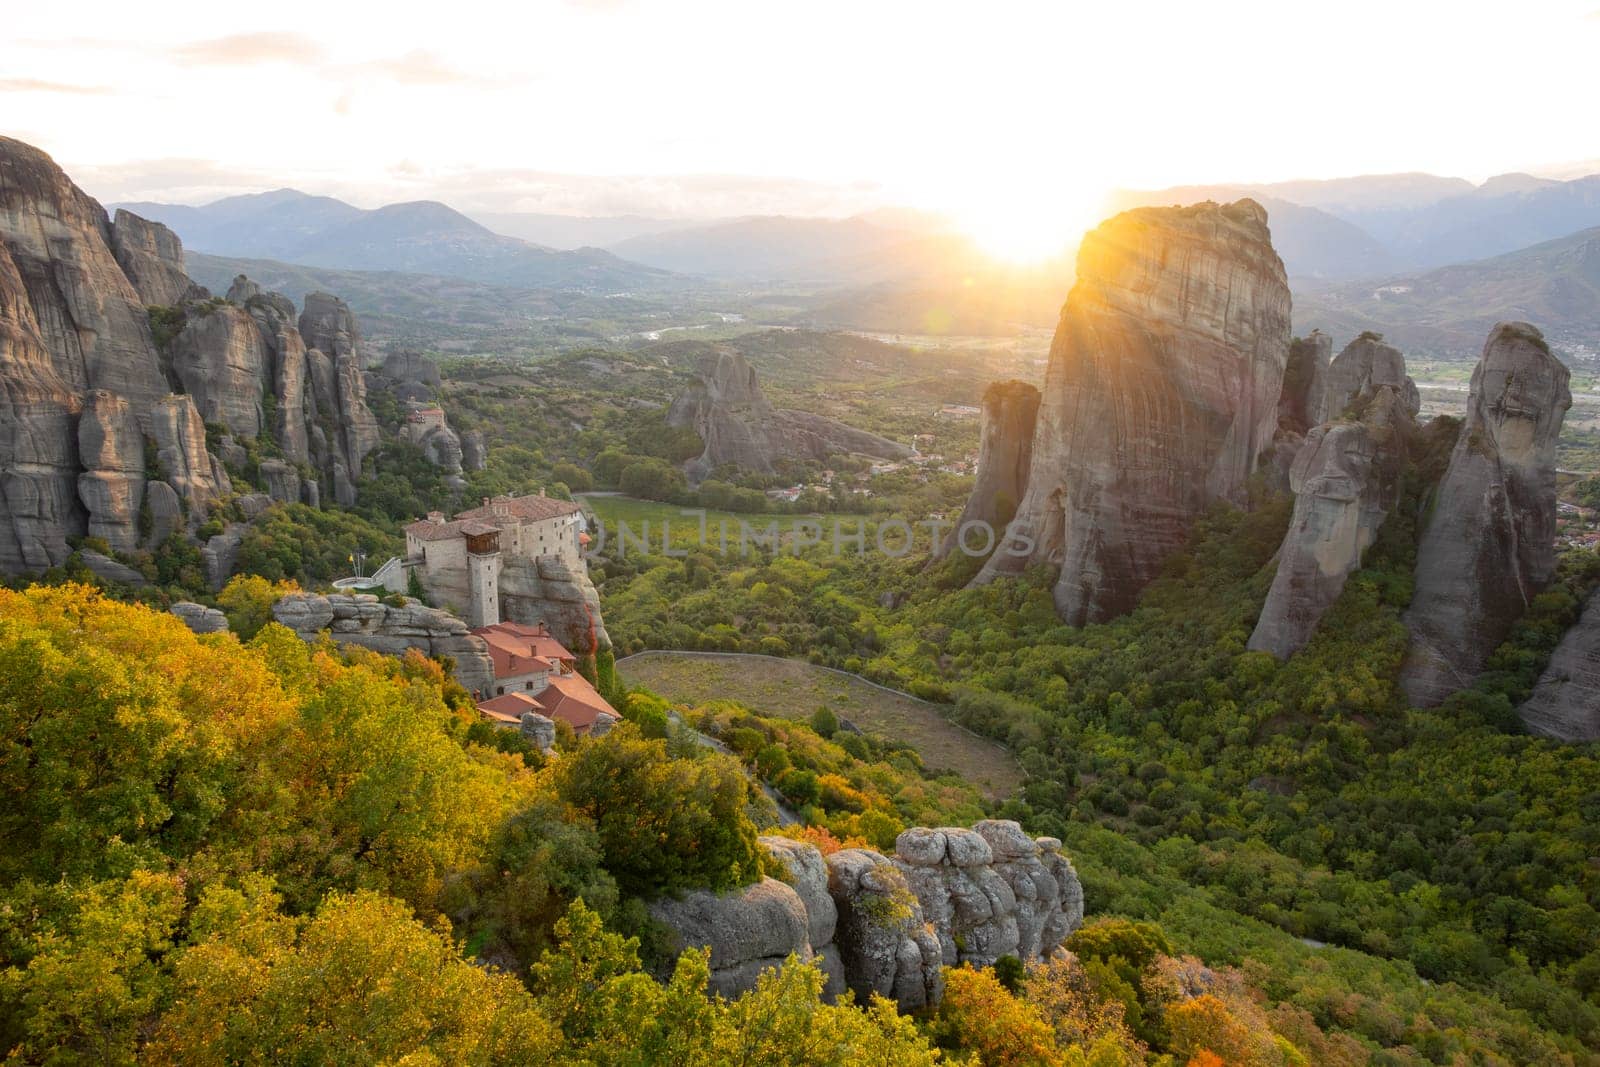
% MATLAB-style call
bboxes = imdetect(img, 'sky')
[5,0,1599,257]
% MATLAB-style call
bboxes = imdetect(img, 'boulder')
[933,381,1040,561]
[79,549,147,587]
[170,601,228,634]
[973,200,1291,625]
[519,711,556,752]
[143,480,183,546]
[1518,588,1600,740]
[1400,323,1571,706]
[761,835,838,950]
[201,524,246,590]
[649,877,816,998]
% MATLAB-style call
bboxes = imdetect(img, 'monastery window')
[497,685,505,696]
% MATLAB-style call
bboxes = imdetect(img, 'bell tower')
[464,524,502,628]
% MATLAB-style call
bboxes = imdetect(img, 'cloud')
[0,78,111,95]
[164,34,515,89]
[170,31,324,66]
[348,50,516,88]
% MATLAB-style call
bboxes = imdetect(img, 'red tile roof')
[456,494,582,525]
[471,622,577,678]
[405,492,580,542]
[475,673,617,736]
[478,691,542,724]
[534,674,617,735]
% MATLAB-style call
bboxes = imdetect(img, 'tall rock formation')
[932,380,1039,561]
[667,348,909,483]
[109,210,206,307]
[1249,383,1412,659]
[1324,332,1420,421]
[973,199,1292,624]
[1518,589,1600,740]
[1279,330,1332,429]
[0,137,385,575]
[1400,322,1571,706]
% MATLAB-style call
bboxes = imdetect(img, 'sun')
[953,186,1111,265]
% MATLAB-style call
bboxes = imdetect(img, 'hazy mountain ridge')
[1295,225,1600,358]
[113,189,681,293]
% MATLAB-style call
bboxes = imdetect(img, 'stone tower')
[464,524,502,628]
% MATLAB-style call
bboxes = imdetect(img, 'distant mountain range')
[113,190,681,293]
[1115,170,1600,281]
[1295,224,1600,358]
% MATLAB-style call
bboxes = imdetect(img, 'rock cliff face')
[1400,322,1571,706]
[1518,588,1600,740]
[0,137,381,575]
[667,348,909,483]
[651,821,1082,1011]
[1249,386,1412,659]
[499,554,612,654]
[271,592,495,695]
[76,390,146,553]
[933,381,1039,561]
[109,210,205,307]
[974,200,1292,624]
[170,305,270,438]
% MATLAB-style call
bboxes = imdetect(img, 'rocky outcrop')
[76,390,146,552]
[259,459,301,505]
[79,549,148,587]
[667,348,909,483]
[1400,322,1571,706]
[500,554,612,654]
[935,381,1040,561]
[374,350,442,404]
[1518,588,1600,740]
[974,200,1292,624]
[271,592,495,695]
[652,822,1081,1011]
[1249,387,1412,659]
[894,821,1083,968]
[519,711,556,753]
[170,601,228,634]
[109,210,205,307]
[461,430,486,472]
[170,304,269,438]
[201,523,245,590]
[1324,333,1420,420]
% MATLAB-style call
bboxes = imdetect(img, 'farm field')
[616,649,1024,800]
